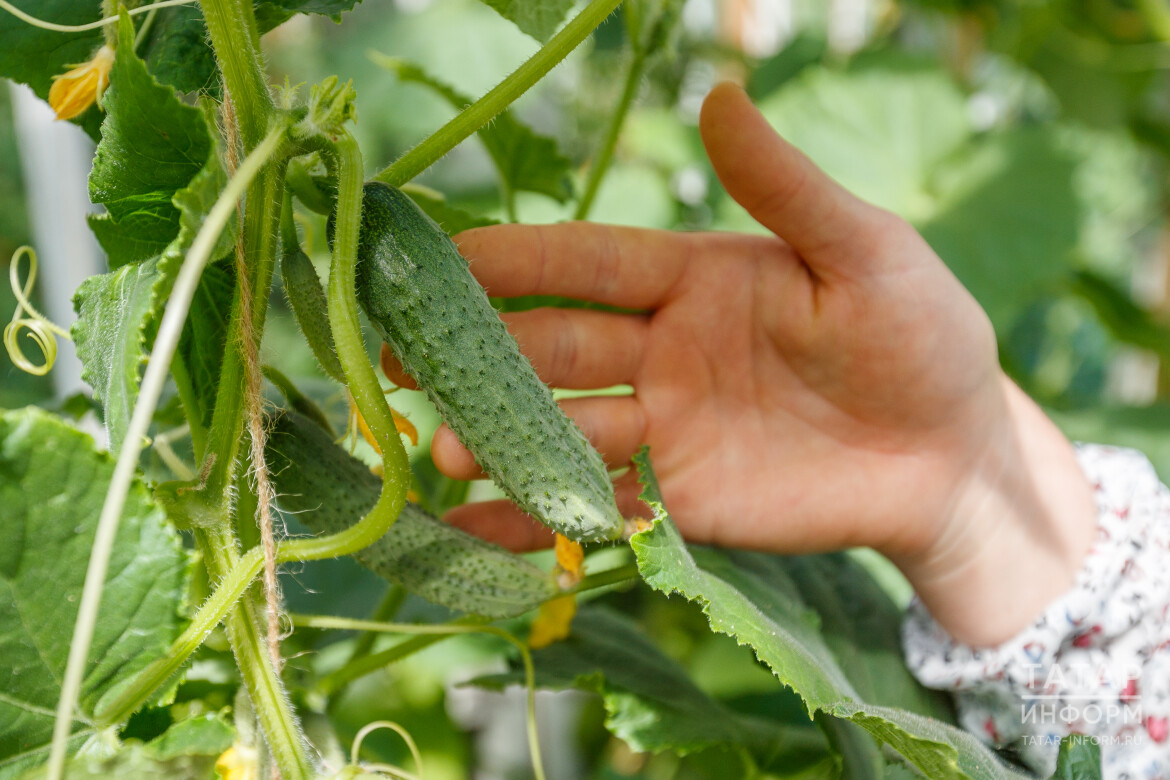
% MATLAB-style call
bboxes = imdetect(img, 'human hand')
[381,83,1097,646]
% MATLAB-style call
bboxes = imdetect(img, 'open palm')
[382,84,1095,645]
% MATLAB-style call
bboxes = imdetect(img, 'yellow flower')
[351,393,419,454]
[527,535,585,649]
[214,744,258,780]
[49,45,115,121]
[528,594,578,650]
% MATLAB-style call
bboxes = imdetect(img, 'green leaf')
[16,713,233,780]
[72,260,159,453]
[137,6,221,96]
[254,0,364,27]
[1049,736,1100,780]
[88,13,214,269]
[751,60,1080,330]
[1068,271,1170,363]
[918,127,1079,327]
[174,263,235,436]
[75,17,231,450]
[469,0,575,41]
[474,607,825,756]
[0,1,104,137]
[629,449,1029,780]
[0,408,189,779]
[402,185,501,235]
[779,554,954,721]
[140,713,234,762]
[374,55,574,202]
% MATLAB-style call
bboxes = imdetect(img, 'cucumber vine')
[0,0,645,777]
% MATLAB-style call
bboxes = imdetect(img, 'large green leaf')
[750,60,1081,330]
[88,14,214,269]
[471,0,576,41]
[254,0,363,26]
[72,260,159,453]
[174,263,235,436]
[375,56,574,203]
[137,6,221,95]
[629,450,1029,780]
[0,408,189,779]
[474,607,828,758]
[75,15,231,451]
[777,554,954,720]
[919,127,1078,327]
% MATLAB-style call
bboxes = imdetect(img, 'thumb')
[699,82,885,274]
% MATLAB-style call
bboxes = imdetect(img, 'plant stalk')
[198,0,273,149]
[574,48,646,220]
[100,133,414,732]
[373,0,626,186]
[197,529,314,780]
[201,150,288,504]
[45,126,286,780]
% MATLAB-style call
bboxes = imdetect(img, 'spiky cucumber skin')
[267,411,557,618]
[354,182,623,543]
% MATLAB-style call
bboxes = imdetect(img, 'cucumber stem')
[373,0,626,187]
[198,0,273,150]
[100,131,415,741]
[196,529,313,780]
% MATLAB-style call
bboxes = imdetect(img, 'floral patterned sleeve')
[902,444,1170,779]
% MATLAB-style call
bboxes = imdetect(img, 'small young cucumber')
[282,237,346,383]
[352,182,623,543]
[267,410,557,618]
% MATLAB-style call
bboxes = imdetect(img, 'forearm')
[892,375,1098,647]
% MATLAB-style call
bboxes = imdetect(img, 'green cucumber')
[351,182,623,543]
[281,200,345,383]
[266,410,557,618]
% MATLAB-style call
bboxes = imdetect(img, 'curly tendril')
[5,246,71,376]
[348,721,423,780]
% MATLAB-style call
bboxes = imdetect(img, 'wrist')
[890,375,1098,647]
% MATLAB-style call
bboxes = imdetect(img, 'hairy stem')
[46,126,286,780]
[238,205,284,675]
[201,151,288,504]
[373,0,626,186]
[100,134,413,729]
[574,48,646,220]
[199,0,273,149]
[198,529,312,780]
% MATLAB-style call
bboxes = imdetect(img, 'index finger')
[455,222,692,309]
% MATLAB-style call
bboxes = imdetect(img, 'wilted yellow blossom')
[352,394,419,452]
[49,45,115,121]
[527,534,585,649]
[528,594,578,649]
